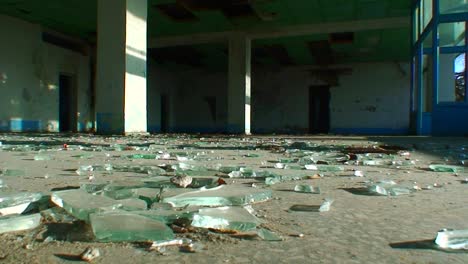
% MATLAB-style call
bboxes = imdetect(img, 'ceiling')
[0,0,412,66]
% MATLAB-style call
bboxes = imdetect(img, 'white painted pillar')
[227,35,251,134]
[96,0,147,134]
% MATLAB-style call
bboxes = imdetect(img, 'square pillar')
[96,0,148,134]
[227,35,251,134]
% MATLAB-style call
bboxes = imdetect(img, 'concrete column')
[96,0,147,134]
[227,35,251,134]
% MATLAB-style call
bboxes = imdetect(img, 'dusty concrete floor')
[0,133,467,264]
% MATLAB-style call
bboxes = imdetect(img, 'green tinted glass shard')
[278,158,298,163]
[257,228,283,241]
[134,209,195,224]
[190,177,219,188]
[0,192,43,216]
[294,185,321,194]
[163,185,272,207]
[90,212,174,242]
[103,188,137,200]
[51,190,122,222]
[41,207,76,223]
[80,182,108,193]
[284,165,303,170]
[1,169,26,177]
[216,166,243,174]
[429,164,464,173]
[265,174,307,185]
[33,154,52,161]
[191,206,260,231]
[119,198,148,210]
[126,154,157,160]
[0,213,42,234]
[305,165,344,172]
[103,180,146,192]
[142,177,176,188]
[265,176,282,185]
[113,165,166,175]
[318,198,334,212]
[76,164,113,176]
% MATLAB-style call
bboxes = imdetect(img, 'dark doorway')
[309,85,330,134]
[59,74,77,132]
[161,94,169,133]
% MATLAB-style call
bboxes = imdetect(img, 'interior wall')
[0,15,91,132]
[147,63,181,132]
[148,61,411,135]
[147,63,228,133]
[331,62,410,134]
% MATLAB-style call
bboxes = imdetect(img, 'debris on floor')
[0,134,467,262]
[434,229,468,250]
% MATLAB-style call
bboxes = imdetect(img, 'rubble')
[0,134,466,262]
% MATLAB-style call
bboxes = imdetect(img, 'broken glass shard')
[305,165,344,172]
[41,207,76,223]
[90,212,175,242]
[274,163,285,169]
[0,213,41,234]
[191,206,261,231]
[163,185,272,207]
[33,154,52,161]
[257,228,283,241]
[265,174,306,185]
[294,185,321,194]
[103,188,137,200]
[51,189,122,222]
[367,180,412,196]
[189,177,219,188]
[113,165,166,175]
[319,198,334,212]
[216,165,243,174]
[0,192,43,216]
[362,160,385,166]
[392,160,416,166]
[278,158,298,164]
[228,168,258,178]
[284,165,303,170]
[134,208,195,224]
[429,165,464,173]
[126,154,157,160]
[119,198,148,210]
[76,164,113,176]
[142,177,176,189]
[0,169,25,177]
[80,182,108,194]
[435,229,468,250]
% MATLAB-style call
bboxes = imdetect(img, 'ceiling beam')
[149,16,410,48]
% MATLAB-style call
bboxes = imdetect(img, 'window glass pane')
[439,53,466,102]
[423,30,433,48]
[440,22,466,47]
[415,54,421,110]
[422,0,433,29]
[440,0,468,14]
[414,8,420,43]
[423,55,433,111]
